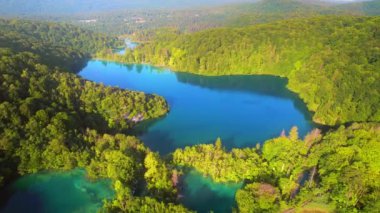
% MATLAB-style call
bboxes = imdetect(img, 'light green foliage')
[174,124,379,212]
[173,138,268,183]
[103,181,190,213]
[104,185,193,213]
[236,183,280,213]
[144,152,176,201]
[310,123,380,211]
[262,136,307,177]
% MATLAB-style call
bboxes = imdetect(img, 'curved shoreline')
[92,56,325,126]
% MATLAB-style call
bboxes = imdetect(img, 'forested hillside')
[108,16,380,125]
[0,21,193,212]
[0,49,179,210]
[57,0,380,35]
[173,123,380,212]
[0,19,120,71]
[223,0,359,27]
[0,9,379,213]
[338,0,380,16]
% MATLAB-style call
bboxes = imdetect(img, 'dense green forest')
[174,123,380,212]
[103,16,380,126]
[0,19,120,71]
[223,0,380,27]
[42,0,376,36]
[0,10,379,213]
[18,0,380,35]
[0,48,186,211]
[0,21,194,212]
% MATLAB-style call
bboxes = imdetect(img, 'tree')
[289,126,299,141]
[215,137,222,150]
[236,183,280,213]
[144,152,176,201]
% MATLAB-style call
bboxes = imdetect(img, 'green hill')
[0,20,185,212]
[223,0,359,26]
[108,16,380,126]
[338,0,380,15]
[0,19,120,71]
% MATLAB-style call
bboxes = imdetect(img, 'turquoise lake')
[181,170,243,213]
[0,169,114,213]
[1,60,316,213]
[79,60,315,154]
[0,169,243,213]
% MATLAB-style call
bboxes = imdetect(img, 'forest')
[0,3,379,213]
[0,21,190,212]
[104,16,380,126]
[174,124,380,212]
[24,0,380,35]
[0,19,121,72]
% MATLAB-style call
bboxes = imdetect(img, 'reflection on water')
[79,61,316,154]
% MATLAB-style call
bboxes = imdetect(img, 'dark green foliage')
[0,49,168,173]
[0,18,190,212]
[0,49,179,211]
[0,19,120,71]
[112,16,380,125]
[0,50,185,211]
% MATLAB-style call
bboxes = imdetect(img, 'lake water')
[0,169,114,213]
[1,60,316,213]
[117,39,138,55]
[181,170,242,213]
[79,60,315,154]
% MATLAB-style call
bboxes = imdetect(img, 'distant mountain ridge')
[223,0,373,26]
[0,0,258,16]
[0,0,376,16]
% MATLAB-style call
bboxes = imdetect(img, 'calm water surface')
[117,39,138,54]
[79,60,315,154]
[0,169,114,213]
[1,60,316,213]
[181,170,243,213]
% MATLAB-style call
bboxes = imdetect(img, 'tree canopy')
[0,19,120,71]
[109,16,380,126]
[173,123,380,212]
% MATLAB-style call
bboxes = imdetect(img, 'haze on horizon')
[0,0,371,16]
[0,0,257,16]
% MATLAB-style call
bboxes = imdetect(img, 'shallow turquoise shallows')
[181,170,243,213]
[0,169,114,213]
[79,60,315,154]
[1,61,316,213]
